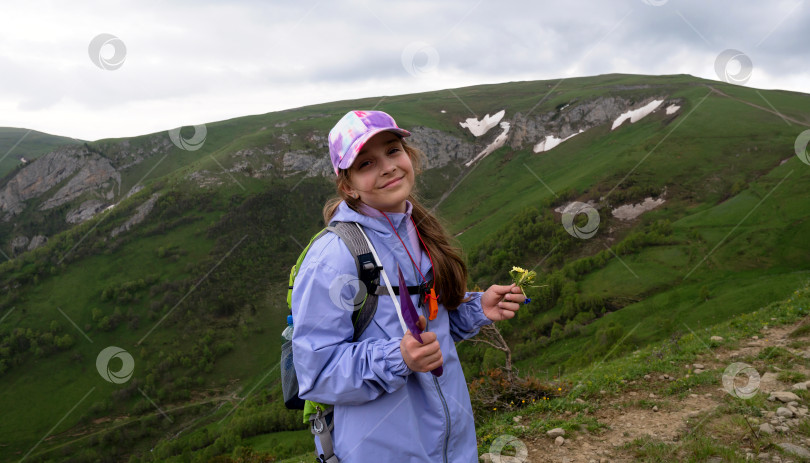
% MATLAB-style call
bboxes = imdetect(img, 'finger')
[428,354,444,370]
[421,341,441,356]
[491,283,516,295]
[498,308,516,320]
[420,331,438,344]
[498,300,521,311]
[403,331,421,347]
[417,315,426,331]
[422,348,442,364]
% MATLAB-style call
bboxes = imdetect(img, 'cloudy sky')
[0,0,807,141]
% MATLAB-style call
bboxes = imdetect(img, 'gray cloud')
[0,0,806,140]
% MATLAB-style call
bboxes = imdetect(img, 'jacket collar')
[332,200,413,236]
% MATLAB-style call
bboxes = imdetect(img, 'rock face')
[407,126,477,169]
[66,200,108,224]
[11,236,29,256]
[111,193,160,237]
[39,155,119,211]
[28,235,47,251]
[0,147,86,220]
[0,145,120,222]
[282,150,333,178]
[509,96,677,154]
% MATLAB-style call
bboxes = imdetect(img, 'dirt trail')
[509,320,810,462]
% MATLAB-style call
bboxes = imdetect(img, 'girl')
[291,110,525,463]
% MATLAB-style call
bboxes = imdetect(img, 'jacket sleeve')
[448,291,493,342]
[291,235,412,406]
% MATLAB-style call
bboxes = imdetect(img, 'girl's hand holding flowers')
[482,267,544,322]
[482,284,526,321]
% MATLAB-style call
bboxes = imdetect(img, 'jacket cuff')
[381,338,412,377]
[464,291,493,329]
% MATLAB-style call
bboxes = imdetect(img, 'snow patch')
[464,122,510,167]
[440,110,446,113]
[533,130,584,153]
[554,200,597,214]
[459,110,505,137]
[611,100,664,131]
[611,196,666,221]
[665,104,680,115]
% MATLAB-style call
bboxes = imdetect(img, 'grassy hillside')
[0,73,809,462]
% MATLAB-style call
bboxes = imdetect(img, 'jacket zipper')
[433,375,451,463]
[422,296,450,463]
[410,251,449,462]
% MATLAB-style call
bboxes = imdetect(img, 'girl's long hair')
[323,138,471,310]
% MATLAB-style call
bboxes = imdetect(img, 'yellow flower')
[512,266,527,273]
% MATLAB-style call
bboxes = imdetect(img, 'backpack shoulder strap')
[287,227,331,310]
[327,222,381,342]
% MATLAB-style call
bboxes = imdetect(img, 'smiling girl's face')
[341,131,415,213]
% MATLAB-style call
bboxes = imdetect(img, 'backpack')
[282,221,430,463]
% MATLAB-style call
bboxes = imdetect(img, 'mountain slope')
[0,73,809,462]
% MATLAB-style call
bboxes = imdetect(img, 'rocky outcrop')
[0,147,86,220]
[111,193,160,237]
[509,96,669,150]
[0,145,121,222]
[39,156,120,211]
[66,200,108,224]
[28,235,47,251]
[283,150,333,178]
[11,236,29,256]
[94,135,175,170]
[407,127,477,169]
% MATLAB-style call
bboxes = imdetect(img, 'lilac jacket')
[291,200,492,463]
